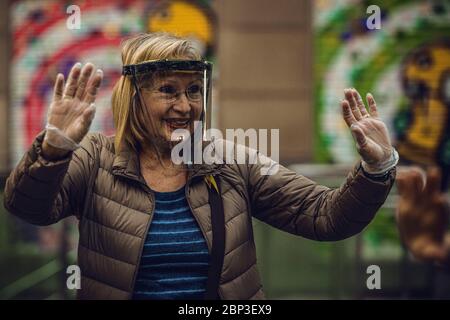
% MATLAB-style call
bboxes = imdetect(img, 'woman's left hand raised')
[341,88,393,169]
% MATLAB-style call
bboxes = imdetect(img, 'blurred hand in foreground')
[396,166,450,266]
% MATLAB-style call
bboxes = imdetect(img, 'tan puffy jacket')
[3,130,395,299]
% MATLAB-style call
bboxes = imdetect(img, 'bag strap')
[81,139,100,219]
[204,175,225,300]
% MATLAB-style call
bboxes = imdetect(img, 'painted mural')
[314,0,450,166]
[10,0,216,165]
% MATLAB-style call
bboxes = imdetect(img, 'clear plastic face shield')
[122,59,213,162]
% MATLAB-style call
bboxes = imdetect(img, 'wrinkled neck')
[139,140,183,172]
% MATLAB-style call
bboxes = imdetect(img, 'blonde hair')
[111,32,202,154]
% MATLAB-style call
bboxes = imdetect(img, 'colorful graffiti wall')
[10,0,215,165]
[314,0,450,165]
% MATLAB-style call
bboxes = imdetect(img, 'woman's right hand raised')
[42,63,103,159]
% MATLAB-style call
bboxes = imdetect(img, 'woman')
[4,32,397,300]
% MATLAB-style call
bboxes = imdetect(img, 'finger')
[341,100,357,127]
[350,123,367,148]
[53,73,65,101]
[63,63,82,98]
[424,166,442,196]
[81,103,96,128]
[345,88,362,120]
[352,89,369,117]
[366,93,379,118]
[396,167,425,198]
[75,63,95,100]
[83,69,103,104]
[395,169,410,196]
[396,181,410,201]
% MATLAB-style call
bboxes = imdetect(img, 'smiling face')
[139,71,204,144]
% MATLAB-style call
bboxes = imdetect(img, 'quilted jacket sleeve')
[3,130,96,226]
[246,158,396,241]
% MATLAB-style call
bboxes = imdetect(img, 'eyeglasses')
[146,83,204,104]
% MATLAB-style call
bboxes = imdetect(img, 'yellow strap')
[205,175,219,193]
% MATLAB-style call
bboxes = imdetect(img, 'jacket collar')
[111,137,222,184]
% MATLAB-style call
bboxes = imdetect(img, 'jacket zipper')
[129,183,155,298]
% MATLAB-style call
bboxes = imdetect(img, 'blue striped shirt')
[133,186,210,299]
